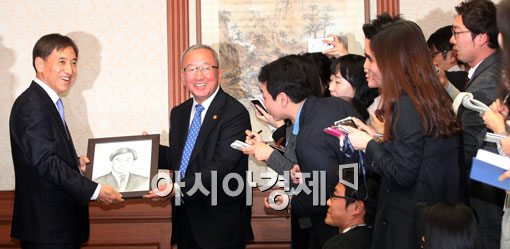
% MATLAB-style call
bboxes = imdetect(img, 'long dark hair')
[370,20,461,140]
[420,202,483,249]
[330,54,378,120]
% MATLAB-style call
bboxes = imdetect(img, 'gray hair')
[180,44,220,67]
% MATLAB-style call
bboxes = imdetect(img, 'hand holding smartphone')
[230,140,251,151]
[334,116,358,128]
[308,37,334,53]
[250,97,268,115]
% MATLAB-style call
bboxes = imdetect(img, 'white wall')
[0,0,168,190]
[0,0,502,190]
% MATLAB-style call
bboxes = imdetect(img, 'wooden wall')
[0,190,290,249]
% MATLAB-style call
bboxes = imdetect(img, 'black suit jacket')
[9,82,97,244]
[364,95,465,249]
[159,88,253,248]
[322,226,372,249]
[292,96,361,247]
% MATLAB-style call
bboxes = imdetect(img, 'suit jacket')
[458,52,504,205]
[159,88,253,248]
[445,70,468,92]
[364,95,465,249]
[292,96,361,247]
[322,226,372,249]
[459,52,501,169]
[266,126,296,175]
[9,82,97,244]
[93,172,149,192]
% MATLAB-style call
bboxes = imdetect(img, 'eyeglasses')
[430,50,450,59]
[430,51,441,58]
[451,28,471,38]
[182,64,219,74]
[329,193,356,201]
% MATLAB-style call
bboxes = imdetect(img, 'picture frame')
[85,134,159,198]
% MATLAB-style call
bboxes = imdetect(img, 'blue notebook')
[470,149,510,191]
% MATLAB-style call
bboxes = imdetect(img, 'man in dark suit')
[323,170,378,249]
[427,25,468,91]
[93,147,149,192]
[9,33,123,249]
[257,54,360,248]
[144,44,253,249]
[449,1,503,248]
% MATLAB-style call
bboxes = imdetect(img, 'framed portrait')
[85,134,159,198]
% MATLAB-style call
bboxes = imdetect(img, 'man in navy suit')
[145,44,253,249]
[9,33,123,249]
[257,54,360,248]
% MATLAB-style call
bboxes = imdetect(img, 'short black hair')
[362,13,402,40]
[338,168,379,226]
[258,54,318,103]
[455,0,498,49]
[330,54,378,120]
[419,202,483,249]
[427,25,454,60]
[32,33,79,72]
[302,52,332,97]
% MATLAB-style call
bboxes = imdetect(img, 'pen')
[249,130,263,139]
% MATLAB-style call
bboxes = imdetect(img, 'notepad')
[470,149,510,190]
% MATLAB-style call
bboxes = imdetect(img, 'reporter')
[328,54,378,121]
[346,20,465,249]
[494,1,510,248]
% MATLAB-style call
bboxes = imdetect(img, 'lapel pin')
[213,115,218,120]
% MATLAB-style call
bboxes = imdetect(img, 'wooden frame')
[86,134,159,198]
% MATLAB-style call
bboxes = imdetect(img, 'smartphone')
[230,140,250,150]
[269,143,285,154]
[250,98,268,115]
[485,132,506,143]
[324,126,348,138]
[334,116,358,129]
[307,37,334,53]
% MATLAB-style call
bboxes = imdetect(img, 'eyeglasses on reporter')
[451,27,471,38]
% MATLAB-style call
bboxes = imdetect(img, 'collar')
[34,77,60,105]
[342,223,367,233]
[292,98,307,135]
[189,86,220,125]
[447,64,465,72]
[112,171,129,182]
[192,86,220,110]
[468,60,483,80]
